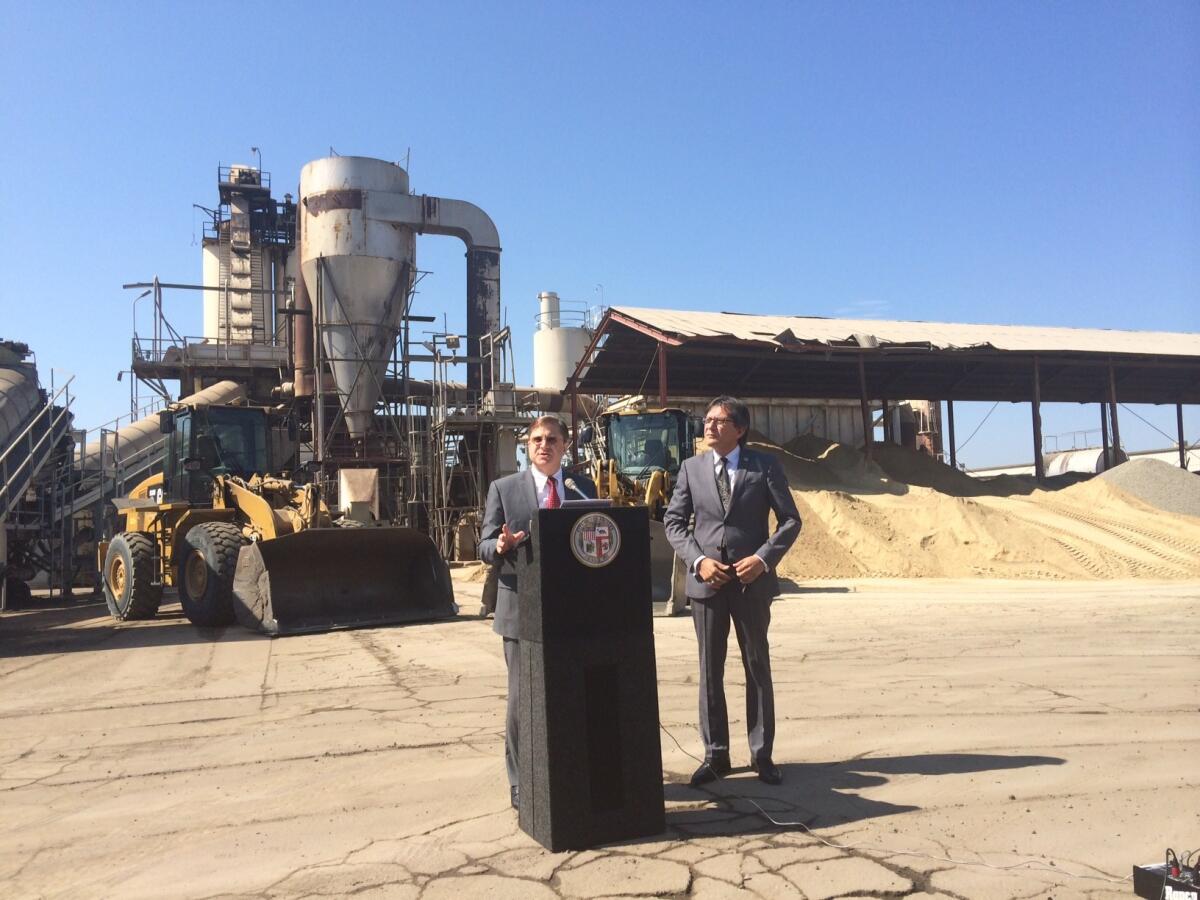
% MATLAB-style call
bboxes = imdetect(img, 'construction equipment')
[583,398,697,614]
[98,401,455,635]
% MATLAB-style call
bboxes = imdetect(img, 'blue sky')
[2,1,1196,468]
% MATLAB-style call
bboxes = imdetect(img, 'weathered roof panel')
[610,307,1200,357]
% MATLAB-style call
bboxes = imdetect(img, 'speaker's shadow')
[651,752,1065,840]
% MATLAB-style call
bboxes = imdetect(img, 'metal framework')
[569,308,1200,479]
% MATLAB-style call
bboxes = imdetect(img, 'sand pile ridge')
[740,435,1200,581]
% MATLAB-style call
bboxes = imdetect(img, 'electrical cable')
[953,401,1000,455]
[658,721,1130,886]
[1118,403,1198,454]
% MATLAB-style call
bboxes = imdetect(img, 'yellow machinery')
[584,399,696,614]
[99,402,455,635]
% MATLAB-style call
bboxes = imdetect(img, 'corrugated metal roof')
[611,307,1200,357]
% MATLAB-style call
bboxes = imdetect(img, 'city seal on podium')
[569,512,622,568]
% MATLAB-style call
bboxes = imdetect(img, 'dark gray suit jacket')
[663,447,801,600]
[478,468,596,639]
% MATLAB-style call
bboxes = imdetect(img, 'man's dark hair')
[707,396,751,446]
[529,414,570,442]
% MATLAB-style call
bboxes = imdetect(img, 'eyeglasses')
[703,416,735,427]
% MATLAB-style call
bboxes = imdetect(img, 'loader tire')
[179,522,245,627]
[4,577,33,608]
[103,532,162,620]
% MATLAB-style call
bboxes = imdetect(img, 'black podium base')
[518,631,665,851]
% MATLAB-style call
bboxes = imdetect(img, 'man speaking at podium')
[664,396,801,787]
[479,415,596,811]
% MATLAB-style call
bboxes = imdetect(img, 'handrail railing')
[0,376,74,517]
[132,334,287,366]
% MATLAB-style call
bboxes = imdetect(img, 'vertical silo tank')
[299,157,416,439]
[532,291,592,392]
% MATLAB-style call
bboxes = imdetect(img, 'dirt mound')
[752,436,1200,582]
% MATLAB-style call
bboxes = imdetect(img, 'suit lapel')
[523,469,539,518]
[699,450,728,521]
[725,448,753,519]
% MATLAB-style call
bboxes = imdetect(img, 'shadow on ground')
[655,752,1066,839]
[0,597,265,657]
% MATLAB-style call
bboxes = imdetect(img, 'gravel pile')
[1098,458,1200,519]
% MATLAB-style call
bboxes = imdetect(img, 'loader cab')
[602,409,693,479]
[161,405,270,505]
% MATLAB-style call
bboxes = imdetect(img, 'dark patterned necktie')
[716,457,731,509]
[546,476,560,509]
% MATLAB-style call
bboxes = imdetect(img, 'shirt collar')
[530,467,562,492]
[714,445,742,470]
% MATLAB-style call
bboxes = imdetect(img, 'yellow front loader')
[99,402,455,635]
[583,401,696,615]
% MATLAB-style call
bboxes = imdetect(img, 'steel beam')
[947,400,957,470]
[858,355,873,461]
[1032,356,1045,482]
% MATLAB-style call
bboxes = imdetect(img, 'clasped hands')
[698,555,765,586]
[495,523,527,555]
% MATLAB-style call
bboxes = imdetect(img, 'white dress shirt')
[530,467,566,508]
[714,444,742,493]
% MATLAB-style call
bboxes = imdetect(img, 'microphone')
[563,477,590,500]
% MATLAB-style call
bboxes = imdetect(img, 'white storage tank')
[300,156,416,439]
[202,240,221,340]
[0,350,42,457]
[79,380,246,473]
[532,291,592,392]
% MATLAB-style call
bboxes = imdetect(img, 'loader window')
[205,408,268,478]
[608,414,683,477]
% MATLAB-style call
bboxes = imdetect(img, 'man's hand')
[733,555,766,584]
[697,557,734,587]
[496,523,527,555]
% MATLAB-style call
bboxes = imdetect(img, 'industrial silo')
[299,157,416,440]
[532,291,592,392]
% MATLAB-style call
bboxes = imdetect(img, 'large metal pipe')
[292,195,314,399]
[80,380,246,473]
[366,191,501,394]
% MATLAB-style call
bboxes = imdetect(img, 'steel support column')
[947,400,957,470]
[1100,403,1110,469]
[1108,364,1122,463]
[857,355,873,461]
[880,398,891,444]
[1177,403,1187,470]
[570,385,579,465]
[657,343,668,406]
[1032,356,1045,483]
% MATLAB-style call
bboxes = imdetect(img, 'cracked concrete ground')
[1,577,1195,899]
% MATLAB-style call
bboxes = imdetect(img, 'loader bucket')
[232,527,457,636]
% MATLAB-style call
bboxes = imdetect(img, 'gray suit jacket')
[478,468,596,639]
[663,447,801,600]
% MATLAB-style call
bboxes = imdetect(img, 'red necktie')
[545,477,560,509]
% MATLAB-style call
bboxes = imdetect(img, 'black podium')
[517,505,665,851]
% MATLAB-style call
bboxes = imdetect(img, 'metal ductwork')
[365,190,501,394]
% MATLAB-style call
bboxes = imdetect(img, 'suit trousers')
[691,580,774,763]
[503,637,519,788]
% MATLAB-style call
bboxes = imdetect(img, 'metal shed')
[568,307,1200,479]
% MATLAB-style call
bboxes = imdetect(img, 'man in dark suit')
[664,396,801,786]
[478,415,596,810]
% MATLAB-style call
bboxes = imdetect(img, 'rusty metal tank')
[299,157,416,439]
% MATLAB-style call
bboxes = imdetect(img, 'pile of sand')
[747,436,1200,582]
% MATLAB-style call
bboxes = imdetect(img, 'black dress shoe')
[510,786,519,809]
[750,758,782,785]
[689,755,732,786]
